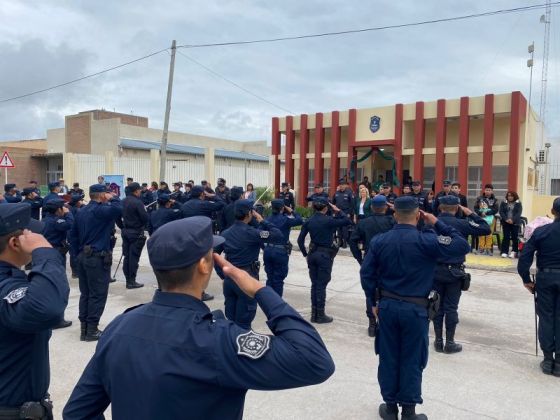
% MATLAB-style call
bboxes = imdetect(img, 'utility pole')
[160,39,177,182]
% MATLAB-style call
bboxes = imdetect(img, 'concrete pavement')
[49,245,558,419]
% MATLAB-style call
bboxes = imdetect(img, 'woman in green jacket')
[354,186,372,223]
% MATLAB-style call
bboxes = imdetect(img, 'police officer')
[348,195,395,336]
[68,184,122,341]
[63,216,334,419]
[433,195,491,354]
[43,182,61,206]
[216,200,283,329]
[121,182,147,290]
[410,181,428,211]
[297,197,352,323]
[379,183,397,215]
[70,183,84,196]
[279,182,295,210]
[305,182,329,204]
[215,178,230,204]
[332,178,354,248]
[219,186,244,231]
[518,197,560,376]
[22,187,43,220]
[4,184,22,203]
[360,196,470,420]
[171,182,186,204]
[29,180,41,196]
[433,180,454,215]
[147,193,182,235]
[140,183,156,211]
[263,199,303,296]
[0,204,69,419]
[67,194,85,279]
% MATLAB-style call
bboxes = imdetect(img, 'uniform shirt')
[332,189,354,213]
[297,211,352,255]
[42,192,60,206]
[518,219,560,284]
[381,193,397,215]
[122,195,148,230]
[68,198,123,255]
[217,221,283,267]
[42,212,74,248]
[360,220,471,303]
[181,198,225,219]
[22,197,43,220]
[141,190,155,207]
[215,186,231,204]
[147,207,182,235]
[410,191,428,211]
[349,213,395,264]
[0,248,69,406]
[265,212,303,244]
[436,213,490,264]
[4,192,22,203]
[63,288,334,420]
[279,191,295,210]
[474,194,499,216]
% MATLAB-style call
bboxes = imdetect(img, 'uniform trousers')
[536,272,560,354]
[122,229,146,283]
[306,250,334,310]
[77,254,109,324]
[433,265,462,331]
[263,247,289,297]
[223,267,259,330]
[376,299,429,405]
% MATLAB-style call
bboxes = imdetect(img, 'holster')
[286,242,293,256]
[461,272,471,291]
[427,290,441,321]
[56,241,69,256]
[83,245,93,257]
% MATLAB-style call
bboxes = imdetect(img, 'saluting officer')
[43,182,61,206]
[348,195,395,336]
[518,196,560,376]
[22,187,43,220]
[219,186,244,231]
[63,217,334,420]
[68,184,122,342]
[140,183,156,212]
[279,182,295,210]
[147,193,182,235]
[379,183,397,215]
[410,181,428,211]
[360,196,470,420]
[332,178,354,248]
[4,184,22,203]
[0,204,68,419]
[263,199,303,296]
[306,183,329,204]
[297,197,352,323]
[67,194,85,279]
[216,200,283,329]
[433,195,490,353]
[121,182,147,290]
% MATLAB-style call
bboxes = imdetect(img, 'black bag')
[461,272,471,291]
[427,290,440,321]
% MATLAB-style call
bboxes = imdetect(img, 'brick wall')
[89,110,148,127]
[0,147,47,188]
[65,114,91,154]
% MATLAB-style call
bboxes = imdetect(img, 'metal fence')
[165,157,206,183]
[215,158,271,188]
[74,154,105,187]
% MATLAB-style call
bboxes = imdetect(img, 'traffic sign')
[0,151,15,168]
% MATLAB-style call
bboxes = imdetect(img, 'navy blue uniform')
[279,190,295,209]
[4,192,22,203]
[518,219,560,355]
[63,288,334,420]
[23,196,43,220]
[141,190,156,211]
[147,207,182,234]
[0,248,69,408]
[381,193,397,215]
[263,212,303,296]
[68,198,122,326]
[42,192,60,206]
[297,211,352,312]
[410,191,428,211]
[305,191,329,203]
[217,221,283,329]
[332,189,354,246]
[121,195,148,285]
[360,220,470,406]
[181,198,225,218]
[434,213,490,335]
[43,211,74,264]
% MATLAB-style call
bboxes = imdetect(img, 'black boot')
[541,352,554,375]
[433,325,444,353]
[378,403,398,420]
[553,353,560,377]
[444,326,462,354]
[368,318,377,337]
[85,324,103,342]
[314,308,333,324]
[126,279,144,289]
[201,291,214,301]
[310,307,317,323]
[52,319,72,330]
[80,322,87,341]
[401,404,428,420]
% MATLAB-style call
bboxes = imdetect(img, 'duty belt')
[437,263,464,270]
[380,290,429,308]
[265,244,287,250]
[540,268,560,273]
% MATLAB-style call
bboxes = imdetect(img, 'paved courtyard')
[49,243,557,419]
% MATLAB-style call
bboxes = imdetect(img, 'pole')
[160,40,177,183]
[532,273,538,356]
[4,168,6,184]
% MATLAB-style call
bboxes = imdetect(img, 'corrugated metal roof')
[119,138,269,162]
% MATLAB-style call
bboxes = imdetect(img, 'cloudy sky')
[1,0,559,144]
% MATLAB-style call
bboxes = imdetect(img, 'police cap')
[147,216,225,271]
[271,199,284,210]
[48,181,60,190]
[158,193,171,204]
[313,196,329,206]
[0,203,44,235]
[230,186,244,200]
[4,184,16,192]
[371,195,388,208]
[443,180,452,186]
[281,182,288,188]
[338,178,347,184]
[315,183,323,188]
[394,196,419,211]
[69,194,85,205]
[217,178,226,184]
[553,197,560,212]
[381,183,390,188]
[173,182,182,187]
[89,184,107,193]
[439,195,460,205]
[128,182,142,192]
[22,187,35,196]
[234,199,254,217]
[44,198,65,213]
[190,185,204,198]
[411,180,421,187]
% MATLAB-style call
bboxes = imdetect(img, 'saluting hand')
[252,209,264,223]
[213,253,264,298]
[329,203,341,213]
[420,210,437,225]
[18,230,52,253]
[458,205,472,216]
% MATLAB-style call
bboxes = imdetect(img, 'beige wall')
[91,118,120,155]
[0,139,46,149]
[46,128,65,153]
[355,105,396,142]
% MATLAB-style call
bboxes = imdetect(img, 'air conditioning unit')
[537,150,546,163]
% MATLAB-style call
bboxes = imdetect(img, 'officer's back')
[181,185,225,218]
[147,194,181,234]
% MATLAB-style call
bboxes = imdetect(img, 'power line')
[0,48,169,104]
[176,50,294,114]
[177,2,560,49]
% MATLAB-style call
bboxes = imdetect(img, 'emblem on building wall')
[370,116,381,133]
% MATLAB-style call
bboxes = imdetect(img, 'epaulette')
[123,304,145,314]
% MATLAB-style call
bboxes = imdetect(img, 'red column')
[482,94,494,187]
[314,113,324,185]
[329,111,341,192]
[435,99,447,190]
[394,104,404,194]
[299,114,309,206]
[271,117,281,196]
[413,102,425,182]
[508,91,525,190]
[458,97,469,191]
[347,109,357,191]
[285,116,295,186]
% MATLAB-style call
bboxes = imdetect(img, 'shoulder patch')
[468,220,480,228]
[437,235,452,245]
[123,304,144,313]
[236,330,271,359]
[57,219,66,224]
[3,287,28,304]
[259,230,270,239]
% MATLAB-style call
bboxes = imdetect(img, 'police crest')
[3,287,28,304]
[369,116,381,133]
[437,235,452,245]
[259,231,270,239]
[236,331,271,359]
